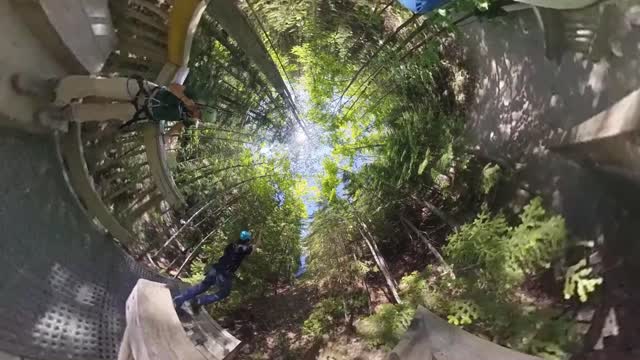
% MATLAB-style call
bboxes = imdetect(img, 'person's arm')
[168,83,201,122]
[224,242,235,255]
[168,83,196,108]
[166,122,185,136]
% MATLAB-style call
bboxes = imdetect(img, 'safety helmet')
[239,230,252,242]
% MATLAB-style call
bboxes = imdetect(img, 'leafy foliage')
[303,298,346,337]
[563,259,603,303]
[446,197,567,291]
[355,199,575,356]
[481,163,501,195]
[435,199,579,358]
[447,300,480,326]
[356,303,416,348]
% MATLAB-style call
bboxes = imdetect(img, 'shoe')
[175,305,187,318]
[11,73,58,101]
[188,300,202,316]
[34,106,70,133]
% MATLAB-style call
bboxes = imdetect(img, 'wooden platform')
[11,0,116,74]
[552,88,640,184]
[118,279,240,360]
[388,307,542,360]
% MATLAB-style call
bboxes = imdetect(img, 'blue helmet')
[239,230,252,242]
[398,0,450,13]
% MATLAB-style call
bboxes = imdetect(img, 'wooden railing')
[105,0,171,79]
[60,0,187,252]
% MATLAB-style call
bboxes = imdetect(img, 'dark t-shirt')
[213,242,253,274]
[149,87,189,122]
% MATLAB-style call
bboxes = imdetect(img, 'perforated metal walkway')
[0,130,181,359]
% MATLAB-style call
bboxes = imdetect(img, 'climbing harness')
[119,75,190,129]
[119,75,154,129]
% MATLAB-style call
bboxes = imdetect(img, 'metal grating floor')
[0,131,181,360]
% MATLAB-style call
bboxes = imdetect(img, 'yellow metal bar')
[167,0,209,67]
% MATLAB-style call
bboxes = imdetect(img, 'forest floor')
[220,282,385,360]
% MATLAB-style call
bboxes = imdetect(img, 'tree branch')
[400,216,455,280]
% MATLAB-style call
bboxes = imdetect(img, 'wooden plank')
[143,123,187,210]
[121,279,209,360]
[10,0,87,73]
[389,306,543,360]
[552,88,640,184]
[59,122,136,246]
[37,0,115,73]
[514,0,600,9]
[131,0,170,22]
[560,88,640,144]
[128,11,168,33]
[190,313,242,359]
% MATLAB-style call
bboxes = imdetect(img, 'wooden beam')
[389,306,543,360]
[552,88,640,183]
[118,279,210,360]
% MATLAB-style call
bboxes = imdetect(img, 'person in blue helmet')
[173,230,253,315]
[397,0,451,14]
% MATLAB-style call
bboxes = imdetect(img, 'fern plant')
[447,300,480,325]
[563,259,603,302]
[302,297,345,337]
[444,211,513,289]
[356,303,416,348]
[508,197,566,281]
[481,163,501,195]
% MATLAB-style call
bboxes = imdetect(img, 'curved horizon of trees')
[149,1,606,358]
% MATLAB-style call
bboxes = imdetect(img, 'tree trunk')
[400,216,456,279]
[127,192,163,225]
[357,222,401,304]
[149,175,270,258]
[376,1,394,15]
[411,195,460,231]
[151,197,218,258]
[173,229,216,278]
[178,162,264,185]
[337,13,421,104]
[398,12,476,62]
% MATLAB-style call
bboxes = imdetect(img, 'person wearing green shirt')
[11,74,202,132]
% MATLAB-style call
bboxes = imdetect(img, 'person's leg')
[67,103,137,124]
[195,272,232,306]
[34,102,137,131]
[11,73,58,100]
[173,273,217,308]
[54,76,157,105]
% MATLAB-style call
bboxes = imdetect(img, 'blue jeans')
[173,268,232,307]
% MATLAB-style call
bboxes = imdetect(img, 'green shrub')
[356,303,416,348]
[445,211,513,290]
[398,271,429,306]
[563,259,602,303]
[445,198,566,291]
[481,163,502,195]
[302,297,344,337]
[508,197,566,277]
[357,271,447,349]
[354,199,577,356]
[447,300,480,326]
[438,198,576,357]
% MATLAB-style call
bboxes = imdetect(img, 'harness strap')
[119,75,156,129]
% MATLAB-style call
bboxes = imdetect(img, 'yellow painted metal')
[167,0,208,66]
